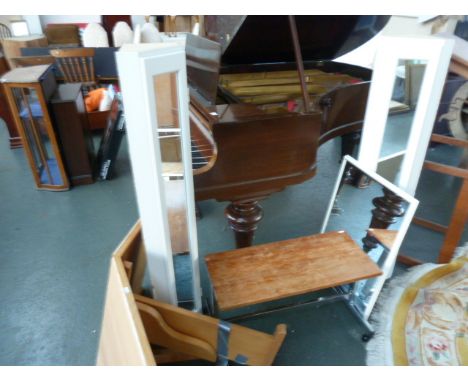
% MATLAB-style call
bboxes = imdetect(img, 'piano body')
[186,16,390,248]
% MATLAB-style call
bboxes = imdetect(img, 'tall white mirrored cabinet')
[116,43,202,311]
[358,36,454,195]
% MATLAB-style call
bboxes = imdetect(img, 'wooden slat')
[205,231,382,312]
[50,47,95,58]
[412,216,448,233]
[397,254,424,267]
[438,180,468,263]
[81,57,90,82]
[65,57,79,82]
[89,57,95,83]
[423,161,468,179]
[431,133,468,149]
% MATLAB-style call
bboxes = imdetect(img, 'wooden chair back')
[0,23,12,39]
[50,48,96,86]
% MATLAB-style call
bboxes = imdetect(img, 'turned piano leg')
[225,200,263,248]
[362,187,405,252]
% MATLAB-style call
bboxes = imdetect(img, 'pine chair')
[50,48,97,91]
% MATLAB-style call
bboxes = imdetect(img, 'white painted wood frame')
[358,35,454,195]
[116,43,202,310]
[321,155,419,318]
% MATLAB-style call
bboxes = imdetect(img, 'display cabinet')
[1,65,70,191]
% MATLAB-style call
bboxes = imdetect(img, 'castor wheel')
[361,333,374,342]
[195,202,203,220]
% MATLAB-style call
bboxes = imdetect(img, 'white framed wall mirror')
[321,155,419,319]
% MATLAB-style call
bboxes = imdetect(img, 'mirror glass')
[152,72,195,309]
[376,59,427,183]
[12,87,66,186]
[322,156,415,315]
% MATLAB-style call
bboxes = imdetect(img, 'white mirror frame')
[358,35,454,196]
[321,155,419,318]
[116,43,202,311]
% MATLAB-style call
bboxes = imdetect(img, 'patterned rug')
[366,246,468,366]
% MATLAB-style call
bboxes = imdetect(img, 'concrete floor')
[0,113,466,365]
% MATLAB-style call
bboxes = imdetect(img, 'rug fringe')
[453,242,468,259]
[365,263,439,365]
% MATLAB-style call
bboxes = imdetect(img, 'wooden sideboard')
[50,83,96,185]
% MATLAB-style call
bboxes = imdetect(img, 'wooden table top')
[205,231,382,311]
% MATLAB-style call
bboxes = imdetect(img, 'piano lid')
[204,15,390,66]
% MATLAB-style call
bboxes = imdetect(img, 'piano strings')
[156,131,213,170]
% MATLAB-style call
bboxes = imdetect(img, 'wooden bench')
[205,230,382,313]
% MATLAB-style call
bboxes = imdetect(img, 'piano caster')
[340,131,361,161]
[361,333,374,342]
[195,202,203,220]
[225,200,263,248]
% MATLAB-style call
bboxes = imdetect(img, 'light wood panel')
[135,294,286,366]
[1,35,48,68]
[98,220,286,366]
[96,257,156,365]
[205,231,382,311]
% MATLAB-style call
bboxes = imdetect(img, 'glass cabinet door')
[9,85,69,190]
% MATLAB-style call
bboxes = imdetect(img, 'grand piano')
[186,15,390,248]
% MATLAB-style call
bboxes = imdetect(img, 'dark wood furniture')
[20,46,119,82]
[50,48,97,89]
[0,54,20,148]
[101,15,132,47]
[44,24,81,46]
[188,15,390,248]
[205,230,382,312]
[50,83,95,186]
[1,65,70,191]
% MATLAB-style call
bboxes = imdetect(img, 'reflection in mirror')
[323,156,417,317]
[151,72,195,309]
[376,59,427,183]
[12,87,65,186]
